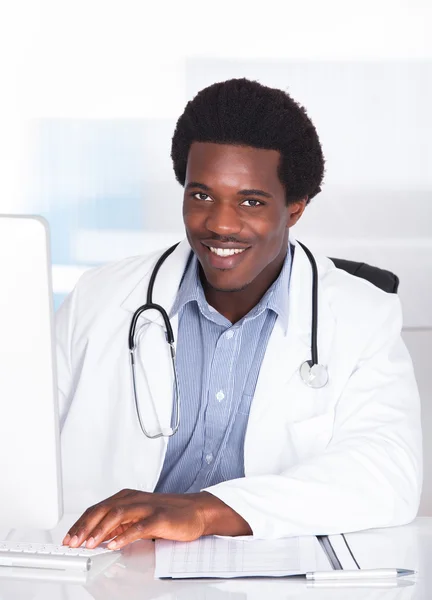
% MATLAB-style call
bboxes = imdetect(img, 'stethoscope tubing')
[128,240,327,438]
[295,241,319,366]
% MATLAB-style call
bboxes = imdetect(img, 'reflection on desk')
[0,517,429,600]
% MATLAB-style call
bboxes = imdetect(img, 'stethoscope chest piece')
[299,360,329,389]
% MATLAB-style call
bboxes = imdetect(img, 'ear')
[286,198,307,228]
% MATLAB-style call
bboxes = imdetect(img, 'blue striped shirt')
[154,246,292,493]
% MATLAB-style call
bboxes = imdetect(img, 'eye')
[241,199,264,207]
[193,192,212,201]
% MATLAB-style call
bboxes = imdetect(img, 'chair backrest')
[330,258,399,293]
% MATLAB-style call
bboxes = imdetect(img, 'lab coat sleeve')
[55,282,80,427]
[203,299,423,539]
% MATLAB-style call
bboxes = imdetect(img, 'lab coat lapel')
[121,239,192,328]
[244,240,336,473]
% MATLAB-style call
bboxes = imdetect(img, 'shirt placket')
[201,323,240,476]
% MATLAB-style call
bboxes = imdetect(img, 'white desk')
[0,517,430,599]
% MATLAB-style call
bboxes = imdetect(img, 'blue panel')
[53,293,67,312]
[27,118,179,276]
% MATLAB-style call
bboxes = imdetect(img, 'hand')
[62,489,252,550]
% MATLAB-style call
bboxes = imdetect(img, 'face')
[183,142,306,293]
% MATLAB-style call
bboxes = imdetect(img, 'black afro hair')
[171,78,325,204]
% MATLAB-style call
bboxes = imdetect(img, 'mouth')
[200,242,250,270]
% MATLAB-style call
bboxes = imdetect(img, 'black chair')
[330,258,399,294]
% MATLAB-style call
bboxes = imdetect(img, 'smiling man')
[183,143,298,323]
[58,78,422,550]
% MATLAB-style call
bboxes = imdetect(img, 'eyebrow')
[186,182,273,198]
[238,189,273,199]
[186,182,211,191]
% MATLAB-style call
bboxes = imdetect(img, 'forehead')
[186,142,283,192]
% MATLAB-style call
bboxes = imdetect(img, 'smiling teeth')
[210,247,246,257]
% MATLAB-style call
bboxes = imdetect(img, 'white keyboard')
[0,542,116,571]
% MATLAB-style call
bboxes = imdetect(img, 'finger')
[65,507,113,548]
[107,514,163,549]
[85,504,154,549]
[63,489,137,546]
[99,524,129,543]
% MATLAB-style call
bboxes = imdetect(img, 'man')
[58,78,422,550]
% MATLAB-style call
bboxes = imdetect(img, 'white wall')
[404,331,432,516]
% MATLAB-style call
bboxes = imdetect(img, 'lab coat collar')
[262,236,335,387]
[120,236,335,347]
[120,238,192,325]
[284,238,324,340]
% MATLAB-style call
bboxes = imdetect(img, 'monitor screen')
[0,215,62,529]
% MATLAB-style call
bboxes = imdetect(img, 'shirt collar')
[170,252,202,318]
[263,244,291,330]
[171,245,292,331]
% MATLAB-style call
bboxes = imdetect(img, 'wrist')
[196,491,252,537]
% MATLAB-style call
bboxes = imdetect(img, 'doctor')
[59,78,422,550]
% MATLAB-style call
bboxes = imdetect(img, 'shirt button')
[205,453,213,464]
[216,390,225,401]
[226,330,234,339]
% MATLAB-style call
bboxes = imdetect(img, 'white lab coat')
[56,238,422,539]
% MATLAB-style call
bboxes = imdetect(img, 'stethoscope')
[128,241,329,439]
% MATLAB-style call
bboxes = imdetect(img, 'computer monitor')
[0,215,62,528]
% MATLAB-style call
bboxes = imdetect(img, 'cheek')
[254,212,287,242]
[182,203,197,227]
[182,200,189,219]
[183,199,204,220]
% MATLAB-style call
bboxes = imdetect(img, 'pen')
[305,568,416,581]
[306,579,415,589]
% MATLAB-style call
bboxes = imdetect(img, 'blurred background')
[0,0,431,510]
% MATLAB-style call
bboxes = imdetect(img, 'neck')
[201,247,288,324]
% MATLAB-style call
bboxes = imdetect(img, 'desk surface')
[0,517,430,600]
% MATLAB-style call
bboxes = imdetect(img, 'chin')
[204,273,250,294]
[210,284,249,293]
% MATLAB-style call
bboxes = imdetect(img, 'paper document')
[332,528,418,572]
[155,535,332,579]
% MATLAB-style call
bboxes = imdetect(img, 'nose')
[205,202,242,237]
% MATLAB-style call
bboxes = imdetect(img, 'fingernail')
[70,535,79,547]
[108,540,117,549]
[63,534,71,545]
[86,537,95,548]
